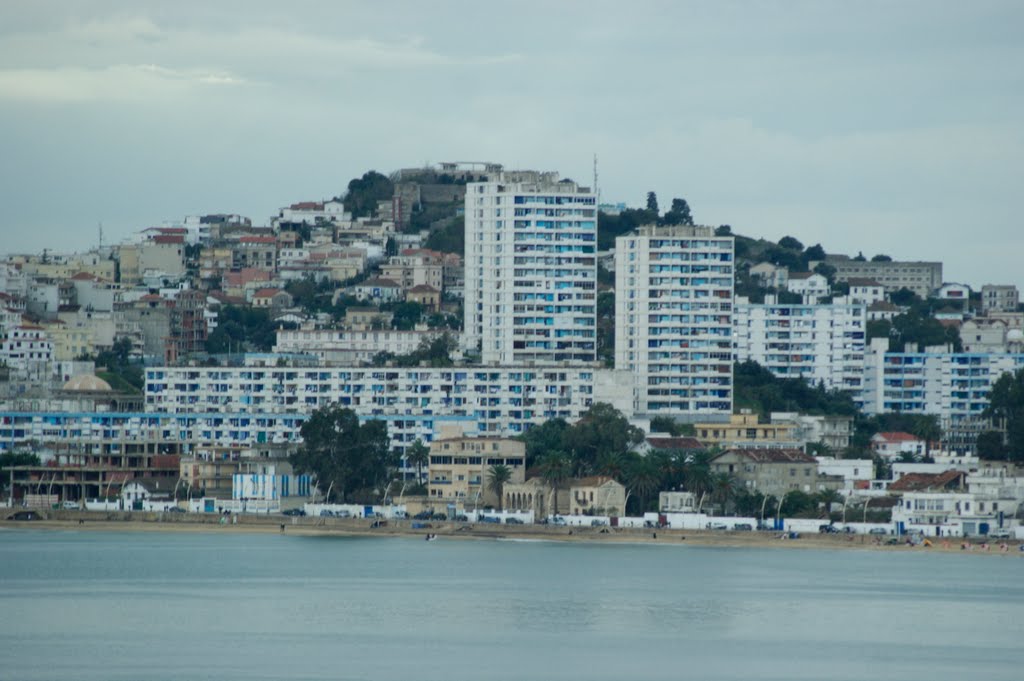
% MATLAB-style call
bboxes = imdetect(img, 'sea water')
[0,529,1020,681]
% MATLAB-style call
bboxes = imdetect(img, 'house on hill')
[871,432,927,461]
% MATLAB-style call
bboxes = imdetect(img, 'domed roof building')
[62,374,113,392]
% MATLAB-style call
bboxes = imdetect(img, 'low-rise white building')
[786,272,830,303]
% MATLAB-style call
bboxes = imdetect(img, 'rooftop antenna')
[593,153,599,203]
[98,221,104,249]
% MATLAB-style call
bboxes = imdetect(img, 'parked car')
[319,510,335,517]
[371,520,388,528]
[412,511,433,520]
[707,522,728,530]
[550,516,567,526]
[988,528,1011,539]
[506,517,524,525]
[454,514,469,522]
[166,507,186,514]
[734,523,753,531]
[590,519,608,527]
[336,510,352,519]
[7,510,41,521]
[481,516,501,524]
[61,501,80,510]
[819,524,840,534]
[868,527,888,535]
[282,508,306,517]
[430,513,448,521]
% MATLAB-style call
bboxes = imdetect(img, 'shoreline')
[3,514,1020,556]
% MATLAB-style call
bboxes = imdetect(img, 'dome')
[62,374,113,392]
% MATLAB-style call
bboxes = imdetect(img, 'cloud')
[0,63,246,101]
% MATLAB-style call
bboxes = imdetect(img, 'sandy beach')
[3,511,1020,556]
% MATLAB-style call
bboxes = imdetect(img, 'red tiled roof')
[253,288,283,298]
[874,432,920,443]
[289,201,324,211]
[848,278,883,287]
[151,234,185,244]
[70,272,99,281]
[407,284,439,294]
[888,470,965,492]
[645,436,706,451]
[361,277,401,288]
[716,448,817,464]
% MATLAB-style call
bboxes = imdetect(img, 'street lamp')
[776,490,790,529]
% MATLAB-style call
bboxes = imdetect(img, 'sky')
[1,1,1022,289]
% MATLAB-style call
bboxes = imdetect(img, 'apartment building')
[145,362,636,446]
[860,338,1024,421]
[463,171,598,365]
[427,437,526,507]
[980,285,1019,314]
[614,225,734,417]
[825,257,942,298]
[733,296,866,392]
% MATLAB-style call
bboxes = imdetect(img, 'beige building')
[693,412,800,448]
[427,437,526,508]
[710,448,839,498]
[503,476,627,518]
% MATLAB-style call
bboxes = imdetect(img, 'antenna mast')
[593,154,599,203]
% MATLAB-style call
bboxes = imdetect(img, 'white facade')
[614,225,734,417]
[0,325,54,381]
[273,327,443,364]
[733,298,866,393]
[145,363,636,443]
[785,273,829,303]
[980,284,1019,314]
[463,171,598,365]
[859,337,1024,421]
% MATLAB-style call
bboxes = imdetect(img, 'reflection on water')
[0,529,1020,681]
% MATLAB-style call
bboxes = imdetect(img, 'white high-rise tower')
[615,225,734,417]
[464,171,598,365]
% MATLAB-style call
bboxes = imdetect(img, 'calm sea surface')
[0,528,1020,681]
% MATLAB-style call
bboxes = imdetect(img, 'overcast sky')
[1,1,1022,288]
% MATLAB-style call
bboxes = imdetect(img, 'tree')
[817,489,843,518]
[649,415,695,437]
[778,236,804,251]
[661,197,694,226]
[405,440,430,482]
[487,464,513,512]
[289,406,394,502]
[625,455,662,514]
[710,472,738,515]
[975,430,1006,460]
[804,244,826,261]
[645,191,659,215]
[714,225,733,237]
[560,403,644,476]
[340,170,393,218]
[871,254,893,262]
[519,418,570,468]
[538,451,572,516]
[984,368,1024,462]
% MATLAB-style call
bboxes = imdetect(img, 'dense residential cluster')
[2,162,1023,539]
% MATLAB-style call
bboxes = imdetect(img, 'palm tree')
[710,472,737,515]
[625,456,662,515]
[538,451,572,516]
[817,489,843,519]
[405,440,429,483]
[595,450,626,480]
[684,456,714,512]
[487,464,512,512]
